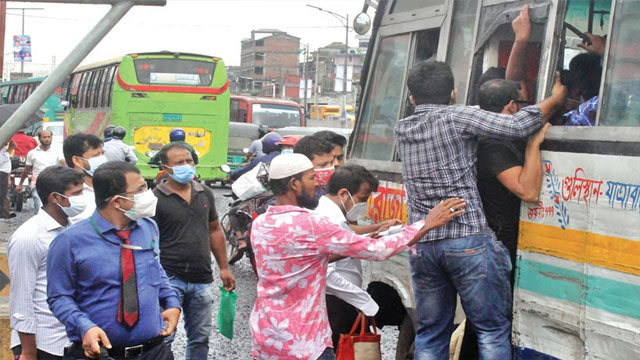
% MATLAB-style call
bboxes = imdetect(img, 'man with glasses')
[47,161,180,360]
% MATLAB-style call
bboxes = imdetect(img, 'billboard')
[13,35,32,63]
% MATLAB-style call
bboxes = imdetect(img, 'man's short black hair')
[569,53,602,100]
[63,133,103,168]
[407,60,454,105]
[36,165,84,206]
[327,164,379,196]
[269,172,304,196]
[37,129,52,139]
[478,79,521,113]
[157,142,192,165]
[294,135,334,161]
[313,130,347,148]
[93,161,140,208]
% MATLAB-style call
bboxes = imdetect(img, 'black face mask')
[298,190,319,210]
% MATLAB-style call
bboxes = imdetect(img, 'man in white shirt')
[62,134,107,221]
[9,165,86,359]
[314,164,388,349]
[0,140,17,219]
[16,130,65,213]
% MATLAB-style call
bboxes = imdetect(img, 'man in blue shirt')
[47,161,181,359]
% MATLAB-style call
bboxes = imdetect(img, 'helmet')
[112,126,126,140]
[261,132,282,154]
[258,125,271,138]
[277,135,301,147]
[103,125,116,139]
[170,128,186,142]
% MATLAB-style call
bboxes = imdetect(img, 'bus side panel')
[66,108,112,137]
[514,150,640,359]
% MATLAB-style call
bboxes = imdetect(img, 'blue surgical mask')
[80,155,108,176]
[168,164,196,184]
[281,148,293,154]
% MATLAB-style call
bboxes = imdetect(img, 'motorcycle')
[9,156,31,212]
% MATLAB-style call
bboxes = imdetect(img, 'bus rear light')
[143,64,150,70]
[131,54,138,58]
[132,93,148,98]
[212,57,220,62]
[200,96,217,101]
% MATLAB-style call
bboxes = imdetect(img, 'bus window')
[84,71,96,108]
[251,103,301,128]
[447,0,480,104]
[598,0,640,126]
[230,98,239,122]
[390,0,445,14]
[106,66,118,107]
[91,69,104,108]
[402,29,441,119]
[134,59,215,86]
[467,2,550,105]
[77,72,89,108]
[351,33,410,161]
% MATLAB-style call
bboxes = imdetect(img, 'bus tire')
[396,315,415,360]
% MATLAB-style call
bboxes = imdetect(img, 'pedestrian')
[314,164,382,350]
[394,60,566,359]
[250,153,465,360]
[313,130,347,168]
[104,126,138,163]
[0,140,16,219]
[16,130,65,213]
[10,128,37,158]
[47,161,181,360]
[152,143,235,359]
[9,165,85,360]
[293,135,334,197]
[62,133,107,221]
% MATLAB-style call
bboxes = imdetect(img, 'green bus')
[63,51,230,181]
[0,76,65,123]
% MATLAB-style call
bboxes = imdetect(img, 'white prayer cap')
[269,153,313,180]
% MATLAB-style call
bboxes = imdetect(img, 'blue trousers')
[164,276,215,360]
[410,230,512,360]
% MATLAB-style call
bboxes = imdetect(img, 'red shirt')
[10,132,37,157]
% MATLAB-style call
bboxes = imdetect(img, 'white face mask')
[80,155,108,176]
[55,193,87,218]
[340,191,369,222]
[117,190,158,221]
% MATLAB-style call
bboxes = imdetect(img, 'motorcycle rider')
[103,126,137,163]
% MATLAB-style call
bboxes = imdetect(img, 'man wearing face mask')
[47,161,181,360]
[293,135,335,197]
[9,166,84,360]
[314,164,383,351]
[152,143,235,359]
[250,154,466,359]
[62,134,107,222]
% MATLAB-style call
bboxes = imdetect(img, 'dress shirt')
[394,104,542,242]
[315,196,379,316]
[9,210,69,355]
[564,96,598,126]
[0,147,10,173]
[69,183,95,222]
[25,146,64,187]
[47,211,181,346]
[250,205,423,360]
[104,139,138,163]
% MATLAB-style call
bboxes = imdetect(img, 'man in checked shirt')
[395,60,566,360]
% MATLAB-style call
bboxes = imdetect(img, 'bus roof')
[230,95,301,107]
[74,51,224,73]
[0,76,47,86]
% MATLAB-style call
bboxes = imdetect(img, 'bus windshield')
[251,103,300,128]
[134,58,216,86]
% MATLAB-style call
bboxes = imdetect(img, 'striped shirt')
[394,104,542,241]
[9,210,69,355]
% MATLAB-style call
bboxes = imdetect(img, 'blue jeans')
[410,230,512,360]
[164,276,215,360]
[32,187,41,213]
[316,348,336,360]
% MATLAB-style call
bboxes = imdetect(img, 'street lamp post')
[6,7,44,74]
[307,4,350,126]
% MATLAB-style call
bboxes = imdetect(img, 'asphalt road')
[0,186,401,360]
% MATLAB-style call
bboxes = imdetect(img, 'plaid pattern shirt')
[394,104,542,241]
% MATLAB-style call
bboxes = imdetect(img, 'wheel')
[221,214,238,261]
[15,191,23,212]
[396,315,415,360]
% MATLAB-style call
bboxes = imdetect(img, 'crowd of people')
[1,4,609,360]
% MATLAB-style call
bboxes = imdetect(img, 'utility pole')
[7,7,44,74]
[314,50,319,120]
[301,43,309,120]
[0,2,6,81]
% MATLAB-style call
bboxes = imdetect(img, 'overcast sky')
[3,0,366,67]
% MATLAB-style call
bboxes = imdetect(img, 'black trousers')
[12,345,62,360]
[62,342,173,360]
[326,294,360,351]
[0,171,10,218]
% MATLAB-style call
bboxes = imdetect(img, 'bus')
[0,76,65,124]
[230,95,304,128]
[63,51,230,181]
[349,0,640,358]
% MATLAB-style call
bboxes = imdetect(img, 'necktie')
[115,230,139,329]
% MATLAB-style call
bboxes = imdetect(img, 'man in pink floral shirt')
[250,154,466,360]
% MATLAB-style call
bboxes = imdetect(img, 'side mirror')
[353,12,371,35]
[220,164,231,173]
[243,148,249,154]
[60,100,70,107]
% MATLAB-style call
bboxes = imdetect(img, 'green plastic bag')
[218,286,237,340]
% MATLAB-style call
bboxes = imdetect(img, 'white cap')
[269,153,313,180]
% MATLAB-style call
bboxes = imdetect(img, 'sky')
[2,0,367,68]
